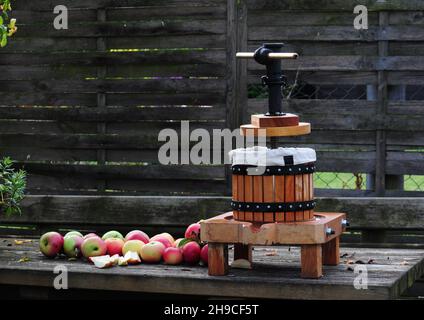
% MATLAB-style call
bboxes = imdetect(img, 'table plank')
[0,237,423,300]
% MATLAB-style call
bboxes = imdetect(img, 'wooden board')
[240,122,311,137]
[0,237,423,300]
[251,113,299,127]
[201,212,346,245]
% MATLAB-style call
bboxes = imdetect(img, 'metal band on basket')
[231,200,316,212]
[231,163,315,176]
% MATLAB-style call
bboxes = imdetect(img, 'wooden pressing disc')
[251,113,299,128]
[240,122,311,137]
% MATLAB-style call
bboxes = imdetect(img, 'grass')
[315,173,424,191]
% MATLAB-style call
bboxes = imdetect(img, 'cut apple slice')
[118,256,128,266]
[231,259,252,269]
[91,255,114,269]
[124,251,141,265]
[110,254,120,266]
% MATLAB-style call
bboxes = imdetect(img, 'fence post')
[386,85,406,191]
[96,8,107,192]
[363,11,390,244]
[225,0,247,195]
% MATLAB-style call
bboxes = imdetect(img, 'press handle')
[236,52,299,59]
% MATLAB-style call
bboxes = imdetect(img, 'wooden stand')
[200,212,346,278]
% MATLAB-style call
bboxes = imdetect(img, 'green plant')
[0,157,26,216]
[0,0,17,47]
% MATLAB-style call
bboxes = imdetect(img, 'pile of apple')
[38,223,208,269]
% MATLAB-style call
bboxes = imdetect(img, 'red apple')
[83,233,100,240]
[105,238,125,256]
[39,232,64,258]
[158,232,175,244]
[150,235,173,248]
[163,247,183,265]
[63,235,83,258]
[81,237,107,258]
[125,230,150,244]
[182,241,201,265]
[140,241,165,263]
[200,244,208,266]
[184,223,201,241]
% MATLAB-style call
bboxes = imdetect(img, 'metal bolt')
[326,227,335,236]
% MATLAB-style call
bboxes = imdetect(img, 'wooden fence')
[0,0,229,196]
[1,0,424,246]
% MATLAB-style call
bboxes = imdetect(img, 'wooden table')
[0,237,423,300]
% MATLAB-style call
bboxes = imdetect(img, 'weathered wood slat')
[0,50,225,66]
[0,64,226,80]
[0,35,226,53]
[317,197,424,229]
[13,0,226,10]
[248,11,379,26]
[23,177,226,195]
[0,92,225,107]
[248,56,424,71]
[386,152,424,175]
[249,41,378,56]
[1,196,424,231]
[0,106,226,121]
[246,0,424,11]
[11,6,226,23]
[16,163,226,180]
[249,26,424,42]
[15,20,225,38]
[0,79,226,94]
[249,71,377,85]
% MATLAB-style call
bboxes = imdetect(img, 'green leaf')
[177,238,194,248]
[1,33,7,47]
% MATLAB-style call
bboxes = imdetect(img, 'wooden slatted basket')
[229,148,316,223]
[232,169,315,223]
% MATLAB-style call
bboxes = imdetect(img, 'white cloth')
[229,146,316,166]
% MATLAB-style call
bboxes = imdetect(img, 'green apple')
[81,237,107,258]
[63,235,83,258]
[101,230,124,241]
[122,240,144,256]
[64,230,83,238]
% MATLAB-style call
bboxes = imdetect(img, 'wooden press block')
[323,237,340,266]
[240,122,311,137]
[200,212,346,245]
[251,113,299,128]
[208,243,228,276]
[301,244,323,278]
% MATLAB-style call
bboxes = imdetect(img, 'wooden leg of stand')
[208,243,228,276]
[322,237,340,266]
[301,244,322,278]
[234,244,252,263]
